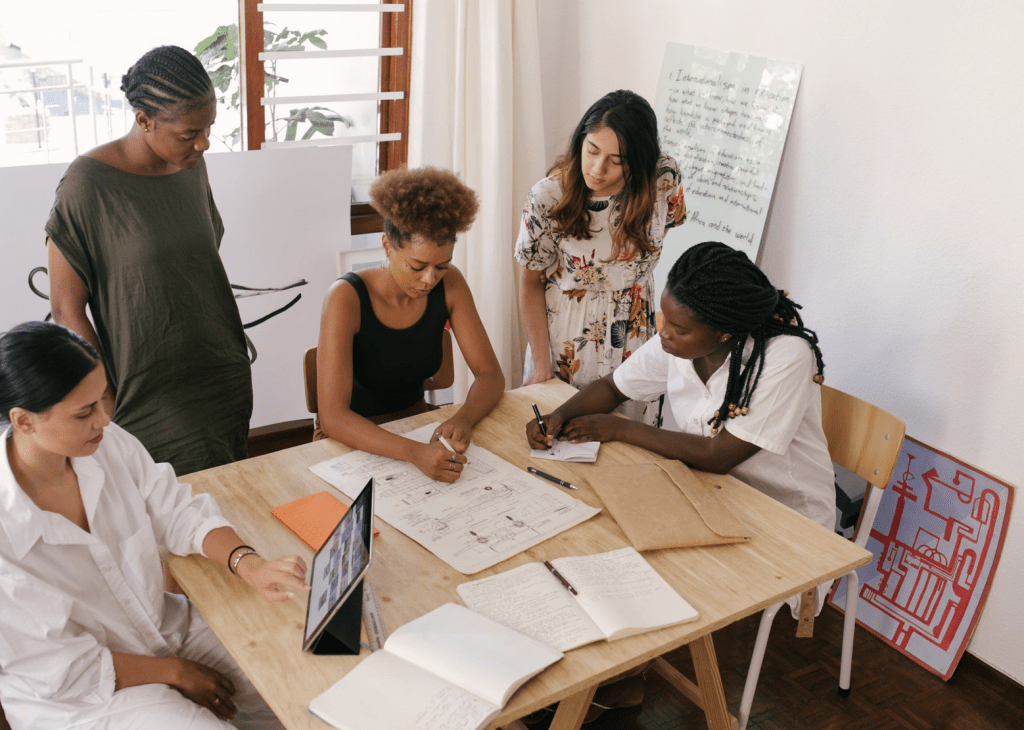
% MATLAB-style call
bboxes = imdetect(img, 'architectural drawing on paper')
[829,436,1013,679]
[309,423,600,575]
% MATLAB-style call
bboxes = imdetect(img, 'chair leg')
[838,484,881,696]
[839,568,859,696]
[738,601,784,730]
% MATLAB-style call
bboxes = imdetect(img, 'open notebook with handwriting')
[457,547,699,652]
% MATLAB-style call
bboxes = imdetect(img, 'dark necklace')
[587,190,625,212]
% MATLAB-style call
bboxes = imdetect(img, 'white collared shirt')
[0,422,232,730]
[613,334,836,530]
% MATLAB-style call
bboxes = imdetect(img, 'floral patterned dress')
[515,154,687,421]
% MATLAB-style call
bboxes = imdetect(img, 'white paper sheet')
[529,440,600,463]
[309,423,600,574]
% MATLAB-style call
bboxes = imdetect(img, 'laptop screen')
[302,479,375,649]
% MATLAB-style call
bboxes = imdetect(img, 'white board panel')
[652,43,801,299]
[0,146,352,429]
[208,146,352,428]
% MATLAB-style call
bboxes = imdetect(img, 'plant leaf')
[224,25,239,61]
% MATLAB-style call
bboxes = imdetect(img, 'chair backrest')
[303,328,455,415]
[303,346,319,414]
[820,384,905,491]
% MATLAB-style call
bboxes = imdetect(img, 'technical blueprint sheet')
[309,423,600,574]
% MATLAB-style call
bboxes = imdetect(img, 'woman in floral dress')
[515,89,687,421]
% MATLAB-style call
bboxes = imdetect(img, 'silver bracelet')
[231,548,259,575]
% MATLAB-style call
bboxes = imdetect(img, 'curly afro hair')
[369,166,479,246]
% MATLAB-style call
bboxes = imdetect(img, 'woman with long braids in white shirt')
[0,321,307,730]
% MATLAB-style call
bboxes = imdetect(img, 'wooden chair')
[654,384,905,730]
[303,329,456,416]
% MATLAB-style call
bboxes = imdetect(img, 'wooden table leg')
[548,684,597,730]
[689,634,734,730]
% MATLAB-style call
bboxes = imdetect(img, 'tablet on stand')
[302,479,375,655]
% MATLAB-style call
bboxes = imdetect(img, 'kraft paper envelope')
[588,460,751,550]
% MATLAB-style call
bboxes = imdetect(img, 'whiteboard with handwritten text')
[652,43,801,298]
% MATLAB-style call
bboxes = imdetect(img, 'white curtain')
[408,0,547,400]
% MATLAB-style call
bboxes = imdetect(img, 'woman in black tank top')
[315,167,505,484]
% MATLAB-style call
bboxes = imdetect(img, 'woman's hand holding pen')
[235,554,309,602]
[526,410,565,450]
[413,440,468,483]
[430,417,471,453]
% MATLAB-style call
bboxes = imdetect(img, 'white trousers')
[68,602,282,730]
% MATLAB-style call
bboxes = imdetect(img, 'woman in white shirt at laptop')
[0,321,308,730]
[527,240,835,533]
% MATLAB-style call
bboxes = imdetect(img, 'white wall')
[537,0,1024,682]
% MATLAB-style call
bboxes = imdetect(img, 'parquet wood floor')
[583,605,1024,730]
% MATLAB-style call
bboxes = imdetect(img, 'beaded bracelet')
[227,544,256,574]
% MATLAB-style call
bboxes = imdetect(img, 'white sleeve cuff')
[190,514,235,558]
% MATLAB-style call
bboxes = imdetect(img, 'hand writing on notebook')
[525,410,565,449]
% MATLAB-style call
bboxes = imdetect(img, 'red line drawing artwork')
[829,435,1014,679]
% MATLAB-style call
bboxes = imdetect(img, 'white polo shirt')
[613,334,835,530]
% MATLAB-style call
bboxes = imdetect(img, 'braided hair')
[121,45,214,120]
[665,241,825,434]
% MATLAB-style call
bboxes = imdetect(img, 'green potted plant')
[195,23,353,149]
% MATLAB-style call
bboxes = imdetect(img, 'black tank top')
[342,272,448,417]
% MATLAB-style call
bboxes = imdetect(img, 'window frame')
[239,0,413,234]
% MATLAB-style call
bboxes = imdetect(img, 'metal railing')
[0,58,129,165]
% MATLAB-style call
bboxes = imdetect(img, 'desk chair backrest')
[820,384,905,539]
[303,330,455,415]
[657,383,908,730]
[745,384,905,724]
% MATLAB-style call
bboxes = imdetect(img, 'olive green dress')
[46,155,252,475]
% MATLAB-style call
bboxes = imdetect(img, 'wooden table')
[168,382,871,730]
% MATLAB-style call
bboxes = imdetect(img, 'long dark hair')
[0,322,101,423]
[548,89,661,261]
[666,242,825,434]
[121,45,214,120]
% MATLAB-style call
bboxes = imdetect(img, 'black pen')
[527,466,577,490]
[543,560,578,595]
[531,402,548,439]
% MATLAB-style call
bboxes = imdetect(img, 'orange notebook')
[271,491,377,551]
